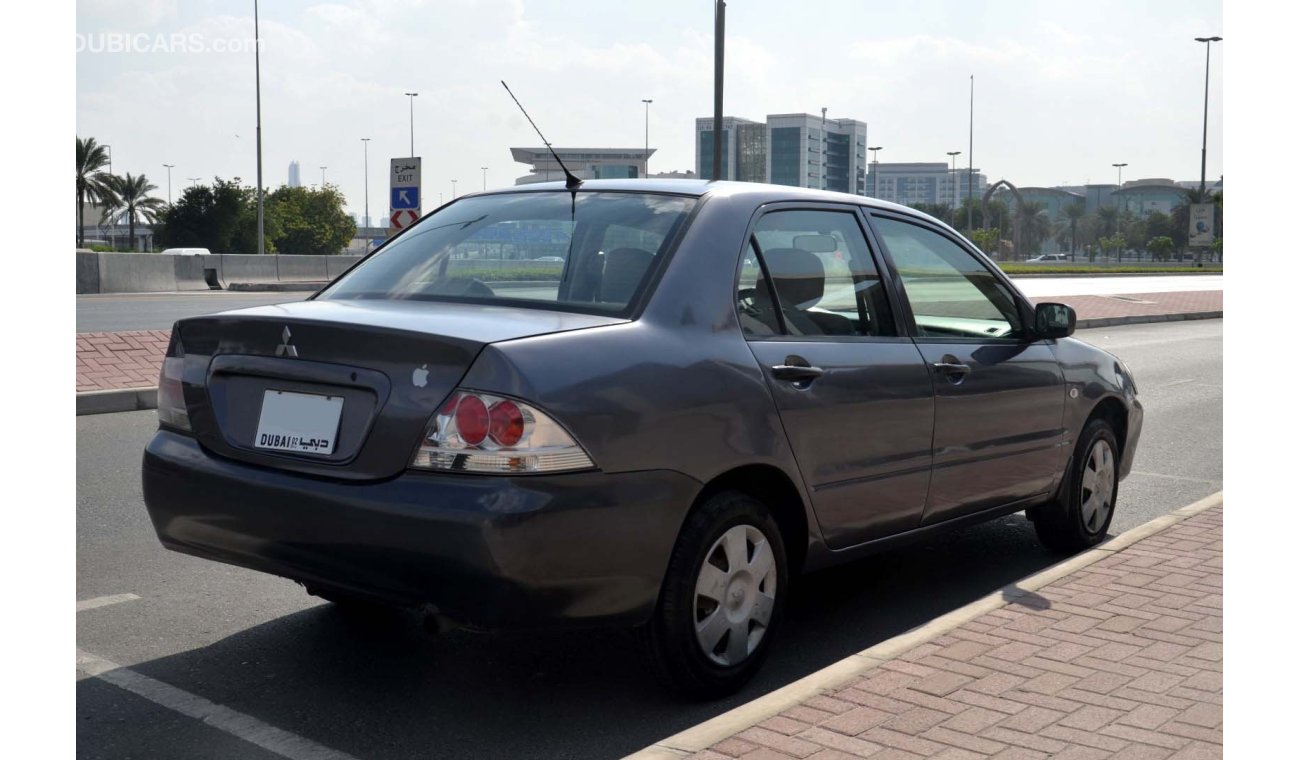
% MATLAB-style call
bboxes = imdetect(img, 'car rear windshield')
[318,191,696,316]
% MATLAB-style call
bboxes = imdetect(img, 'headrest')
[600,247,654,303]
[760,248,825,307]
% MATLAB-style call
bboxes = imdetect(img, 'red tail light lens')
[454,394,489,445]
[411,390,594,474]
[488,400,525,447]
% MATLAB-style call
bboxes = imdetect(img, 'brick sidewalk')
[75,330,171,392]
[74,291,1221,395]
[680,506,1223,760]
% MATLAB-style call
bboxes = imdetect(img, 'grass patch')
[451,267,562,282]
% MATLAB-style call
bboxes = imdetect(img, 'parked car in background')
[143,179,1142,698]
[159,247,211,256]
[1025,253,1069,262]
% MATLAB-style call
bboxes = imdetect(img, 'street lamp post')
[187,177,201,187]
[361,138,370,228]
[641,99,653,176]
[405,92,419,157]
[946,151,962,211]
[1194,37,1222,196]
[868,146,883,198]
[451,179,457,199]
[162,164,175,204]
[481,166,488,191]
[254,0,264,256]
[820,106,828,190]
[320,166,328,187]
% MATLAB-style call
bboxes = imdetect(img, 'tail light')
[411,390,594,474]
[157,332,190,431]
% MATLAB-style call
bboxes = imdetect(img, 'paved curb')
[625,490,1225,760]
[1075,309,1222,329]
[76,387,157,416]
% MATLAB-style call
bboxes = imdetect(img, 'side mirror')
[1034,302,1076,339]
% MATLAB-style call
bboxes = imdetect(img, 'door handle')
[771,364,825,382]
[932,354,971,383]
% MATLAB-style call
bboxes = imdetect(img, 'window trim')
[862,210,1037,344]
[732,201,909,344]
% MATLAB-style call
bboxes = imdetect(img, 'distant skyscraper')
[288,160,301,188]
[694,113,868,194]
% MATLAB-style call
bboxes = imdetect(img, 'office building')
[511,147,655,185]
[288,160,301,188]
[866,162,988,207]
[694,113,868,194]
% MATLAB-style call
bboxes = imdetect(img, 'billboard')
[1188,203,1215,247]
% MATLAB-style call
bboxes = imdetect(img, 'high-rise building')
[866,162,988,207]
[288,160,301,188]
[694,113,868,194]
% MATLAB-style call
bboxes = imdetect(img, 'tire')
[638,490,789,699]
[1034,418,1120,553]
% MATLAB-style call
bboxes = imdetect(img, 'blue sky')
[77,0,1222,220]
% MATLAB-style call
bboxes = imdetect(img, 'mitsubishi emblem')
[275,326,299,358]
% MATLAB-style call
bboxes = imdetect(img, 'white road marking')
[76,593,141,612]
[76,649,361,760]
[1129,470,1223,485]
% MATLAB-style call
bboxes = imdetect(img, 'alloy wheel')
[1080,439,1116,533]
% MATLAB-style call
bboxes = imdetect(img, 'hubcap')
[1079,439,1116,533]
[693,524,778,667]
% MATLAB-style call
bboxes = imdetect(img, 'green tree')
[968,227,1001,254]
[265,184,356,255]
[155,177,272,253]
[910,203,955,226]
[1096,206,1120,238]
[1146,236,1174,261]
[100,173,167,251]
[76,136,118,247]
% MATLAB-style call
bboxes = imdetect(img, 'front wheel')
[639,491,788,699]
[1033,418,1120,553]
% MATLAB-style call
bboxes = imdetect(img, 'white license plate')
[254,390,344,455]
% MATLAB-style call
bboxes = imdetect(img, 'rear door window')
[737,208,895,338]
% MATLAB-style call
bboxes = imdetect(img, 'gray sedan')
[142,179,1142,698]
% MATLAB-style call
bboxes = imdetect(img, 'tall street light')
[361,138,371,228]
[1194,36,1222,195]
[1112,162,1127,187]
[481,166,488,191]
[405,92,419,157]
[642,96,655,175]
[320,166,328,187]
[451,179,457,199]
[254,0,265,255]
[868,146,883,198]
[162,164,175,204]
[187,177,201,187]
[946,151,962,210]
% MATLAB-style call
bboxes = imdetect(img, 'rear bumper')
[142,430,699,629]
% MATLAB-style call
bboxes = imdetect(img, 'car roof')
[475,178,926,217]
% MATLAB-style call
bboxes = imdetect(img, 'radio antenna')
[501,81,582,190]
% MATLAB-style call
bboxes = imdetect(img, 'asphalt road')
[76,274,1223,332]
[76,320,1222,760]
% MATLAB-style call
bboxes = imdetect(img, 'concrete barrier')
[76,252,101,294]
[96,253,180,293]
[76,251,361,294]
[275,255,329,282]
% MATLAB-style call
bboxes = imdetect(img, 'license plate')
[254,390,344,455]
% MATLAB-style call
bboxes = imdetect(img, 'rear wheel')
[1034,418,1119,553]
[639,491,788,699]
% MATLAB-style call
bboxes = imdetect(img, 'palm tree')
[76,137,118,247]
[101,173,167,250]
[1057,201,1086,260]
[1016,200,1052,258]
